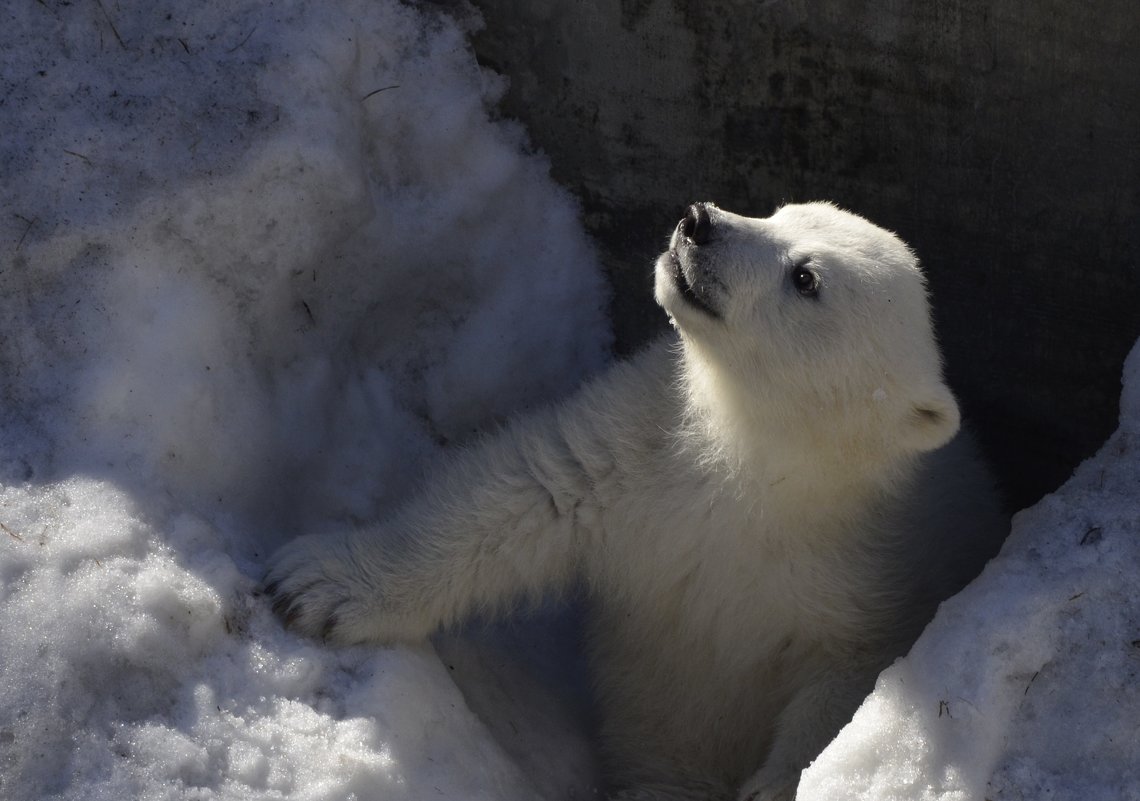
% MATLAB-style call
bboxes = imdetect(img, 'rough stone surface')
[466,0,1140,509]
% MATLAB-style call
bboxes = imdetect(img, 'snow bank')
[799,338,1140,800]
[0,1,607,798]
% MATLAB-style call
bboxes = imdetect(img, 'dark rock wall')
[465,0,1140,508]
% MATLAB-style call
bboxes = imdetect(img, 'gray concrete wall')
[465,0,1140,508]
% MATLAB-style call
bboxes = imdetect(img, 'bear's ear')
[900,382,961,453]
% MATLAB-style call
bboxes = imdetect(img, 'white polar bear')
[265,202,1005,801]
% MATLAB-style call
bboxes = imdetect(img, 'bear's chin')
[658,250,721,320]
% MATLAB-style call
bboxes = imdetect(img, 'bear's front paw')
[262,532,382,644]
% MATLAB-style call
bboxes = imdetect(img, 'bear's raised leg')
[264,410,600,644]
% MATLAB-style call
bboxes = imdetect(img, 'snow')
[3,1,1138,799]
[799,338,1140,800]
[1,1,605,798]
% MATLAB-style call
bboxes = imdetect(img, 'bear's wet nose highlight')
[681,202,712,245]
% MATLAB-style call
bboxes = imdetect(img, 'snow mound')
[0,1,607,798]
[799,338,1140,800]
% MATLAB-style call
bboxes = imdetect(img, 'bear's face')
[655,202,959,455]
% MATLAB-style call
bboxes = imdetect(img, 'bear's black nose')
[680,202,712,245]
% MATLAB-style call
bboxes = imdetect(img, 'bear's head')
[655,201,959,462]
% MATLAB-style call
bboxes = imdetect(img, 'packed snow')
[1,1,605,798]
[3,1,1138,800]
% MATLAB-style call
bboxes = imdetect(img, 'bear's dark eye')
[791,264,819,297]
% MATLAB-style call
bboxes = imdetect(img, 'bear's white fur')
[265,202,1004,801]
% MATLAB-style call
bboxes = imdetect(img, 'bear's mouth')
[667,250,721,319]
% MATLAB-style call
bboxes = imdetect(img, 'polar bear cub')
[265,202,1004,801]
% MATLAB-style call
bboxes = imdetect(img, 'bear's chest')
[592,471,875,658]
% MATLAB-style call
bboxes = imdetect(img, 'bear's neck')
[677,343,915,500]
